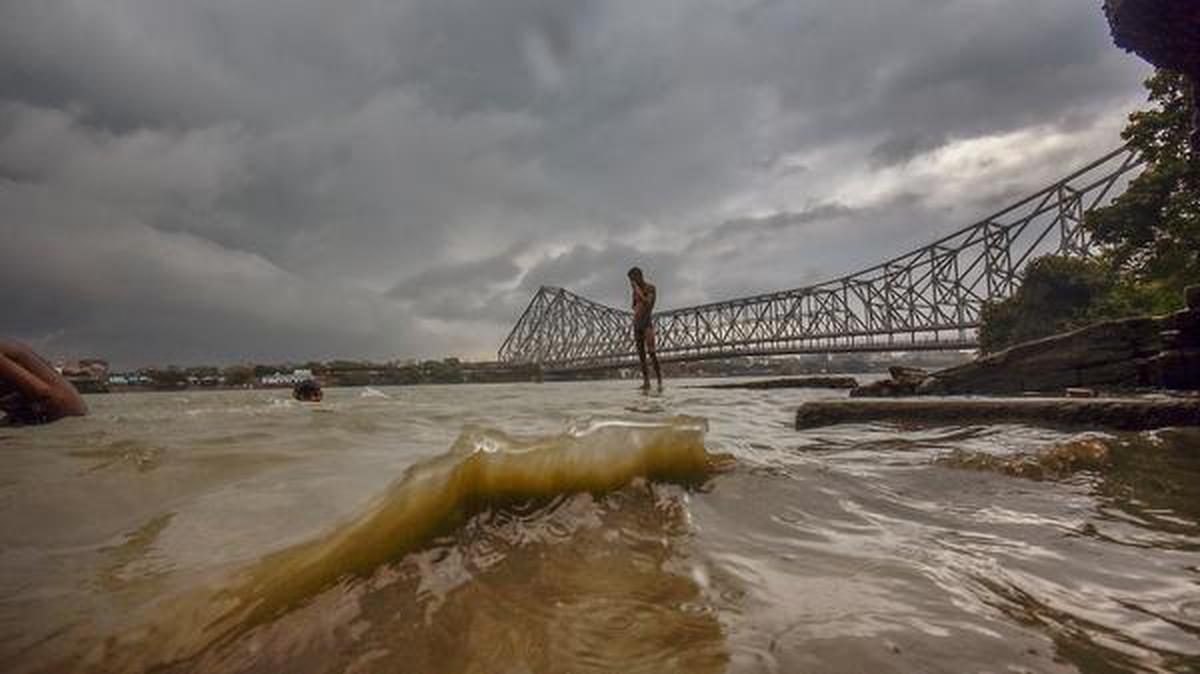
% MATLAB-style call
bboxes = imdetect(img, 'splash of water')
[97,415,724,671]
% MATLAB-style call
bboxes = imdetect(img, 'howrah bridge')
[498,147,1144,373]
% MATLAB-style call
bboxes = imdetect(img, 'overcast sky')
[1,0,1149,367]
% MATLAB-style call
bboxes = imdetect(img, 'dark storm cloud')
[687,203,860,256]
[869,134,944,169]
[517,243,691,308]
[386,244,528,323]
[0,0,1150,366]
[0,185,434,365]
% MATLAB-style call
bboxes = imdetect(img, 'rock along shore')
[694,376,859,390]
[795,397,1200,431]
[852,285,1200,398]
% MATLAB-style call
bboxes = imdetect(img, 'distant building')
[260,369,314,387]
[186,375,225,387]
[59,359,110,394]
[108,373,152,387]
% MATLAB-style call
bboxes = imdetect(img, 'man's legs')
[647,327,662,389]
[634,327,650,388]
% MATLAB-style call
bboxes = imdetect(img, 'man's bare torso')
[632,282,656,329]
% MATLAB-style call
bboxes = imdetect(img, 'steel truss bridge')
[498,146,1144,373]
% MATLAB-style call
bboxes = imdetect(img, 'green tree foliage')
[1086,70,1198,301]
[979,70,1198,352]
[253,364,284,378]
[222,365,256,387]
[142,367,189,389]
[978,256,1113,353]
[420,359,464,384]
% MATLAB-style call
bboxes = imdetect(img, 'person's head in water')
[293,379,323,403]
[627,266,644,287]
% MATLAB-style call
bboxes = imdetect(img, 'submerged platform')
[794,397,1200,431]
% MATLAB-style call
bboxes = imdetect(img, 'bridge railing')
[499,146,1144,371]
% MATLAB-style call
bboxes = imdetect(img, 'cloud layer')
[0,0,1149,366]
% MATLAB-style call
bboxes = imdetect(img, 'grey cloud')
[388,248,526,302]
[687,203,860,257]
[869,134,944,169]
[373,240,691,359]
[0,189,430,366]
[386,244,527,322]
[413,241,689,320]
[515,243,693,309]
[0,0,1151,366]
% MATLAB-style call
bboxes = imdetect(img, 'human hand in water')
[0,385,22,419]
[0,375,44,423]
[0,340,87,421]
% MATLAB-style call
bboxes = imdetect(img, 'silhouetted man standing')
[628,267,662,390]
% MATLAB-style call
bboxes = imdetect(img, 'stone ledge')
[795,398,1200,431]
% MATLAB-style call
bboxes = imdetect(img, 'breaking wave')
[105,415,725,671]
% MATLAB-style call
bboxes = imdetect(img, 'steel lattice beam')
[498,147,1144,372]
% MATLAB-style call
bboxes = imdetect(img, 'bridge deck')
[541,337,978,374]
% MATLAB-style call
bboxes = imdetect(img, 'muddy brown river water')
[1,381,1198,673]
